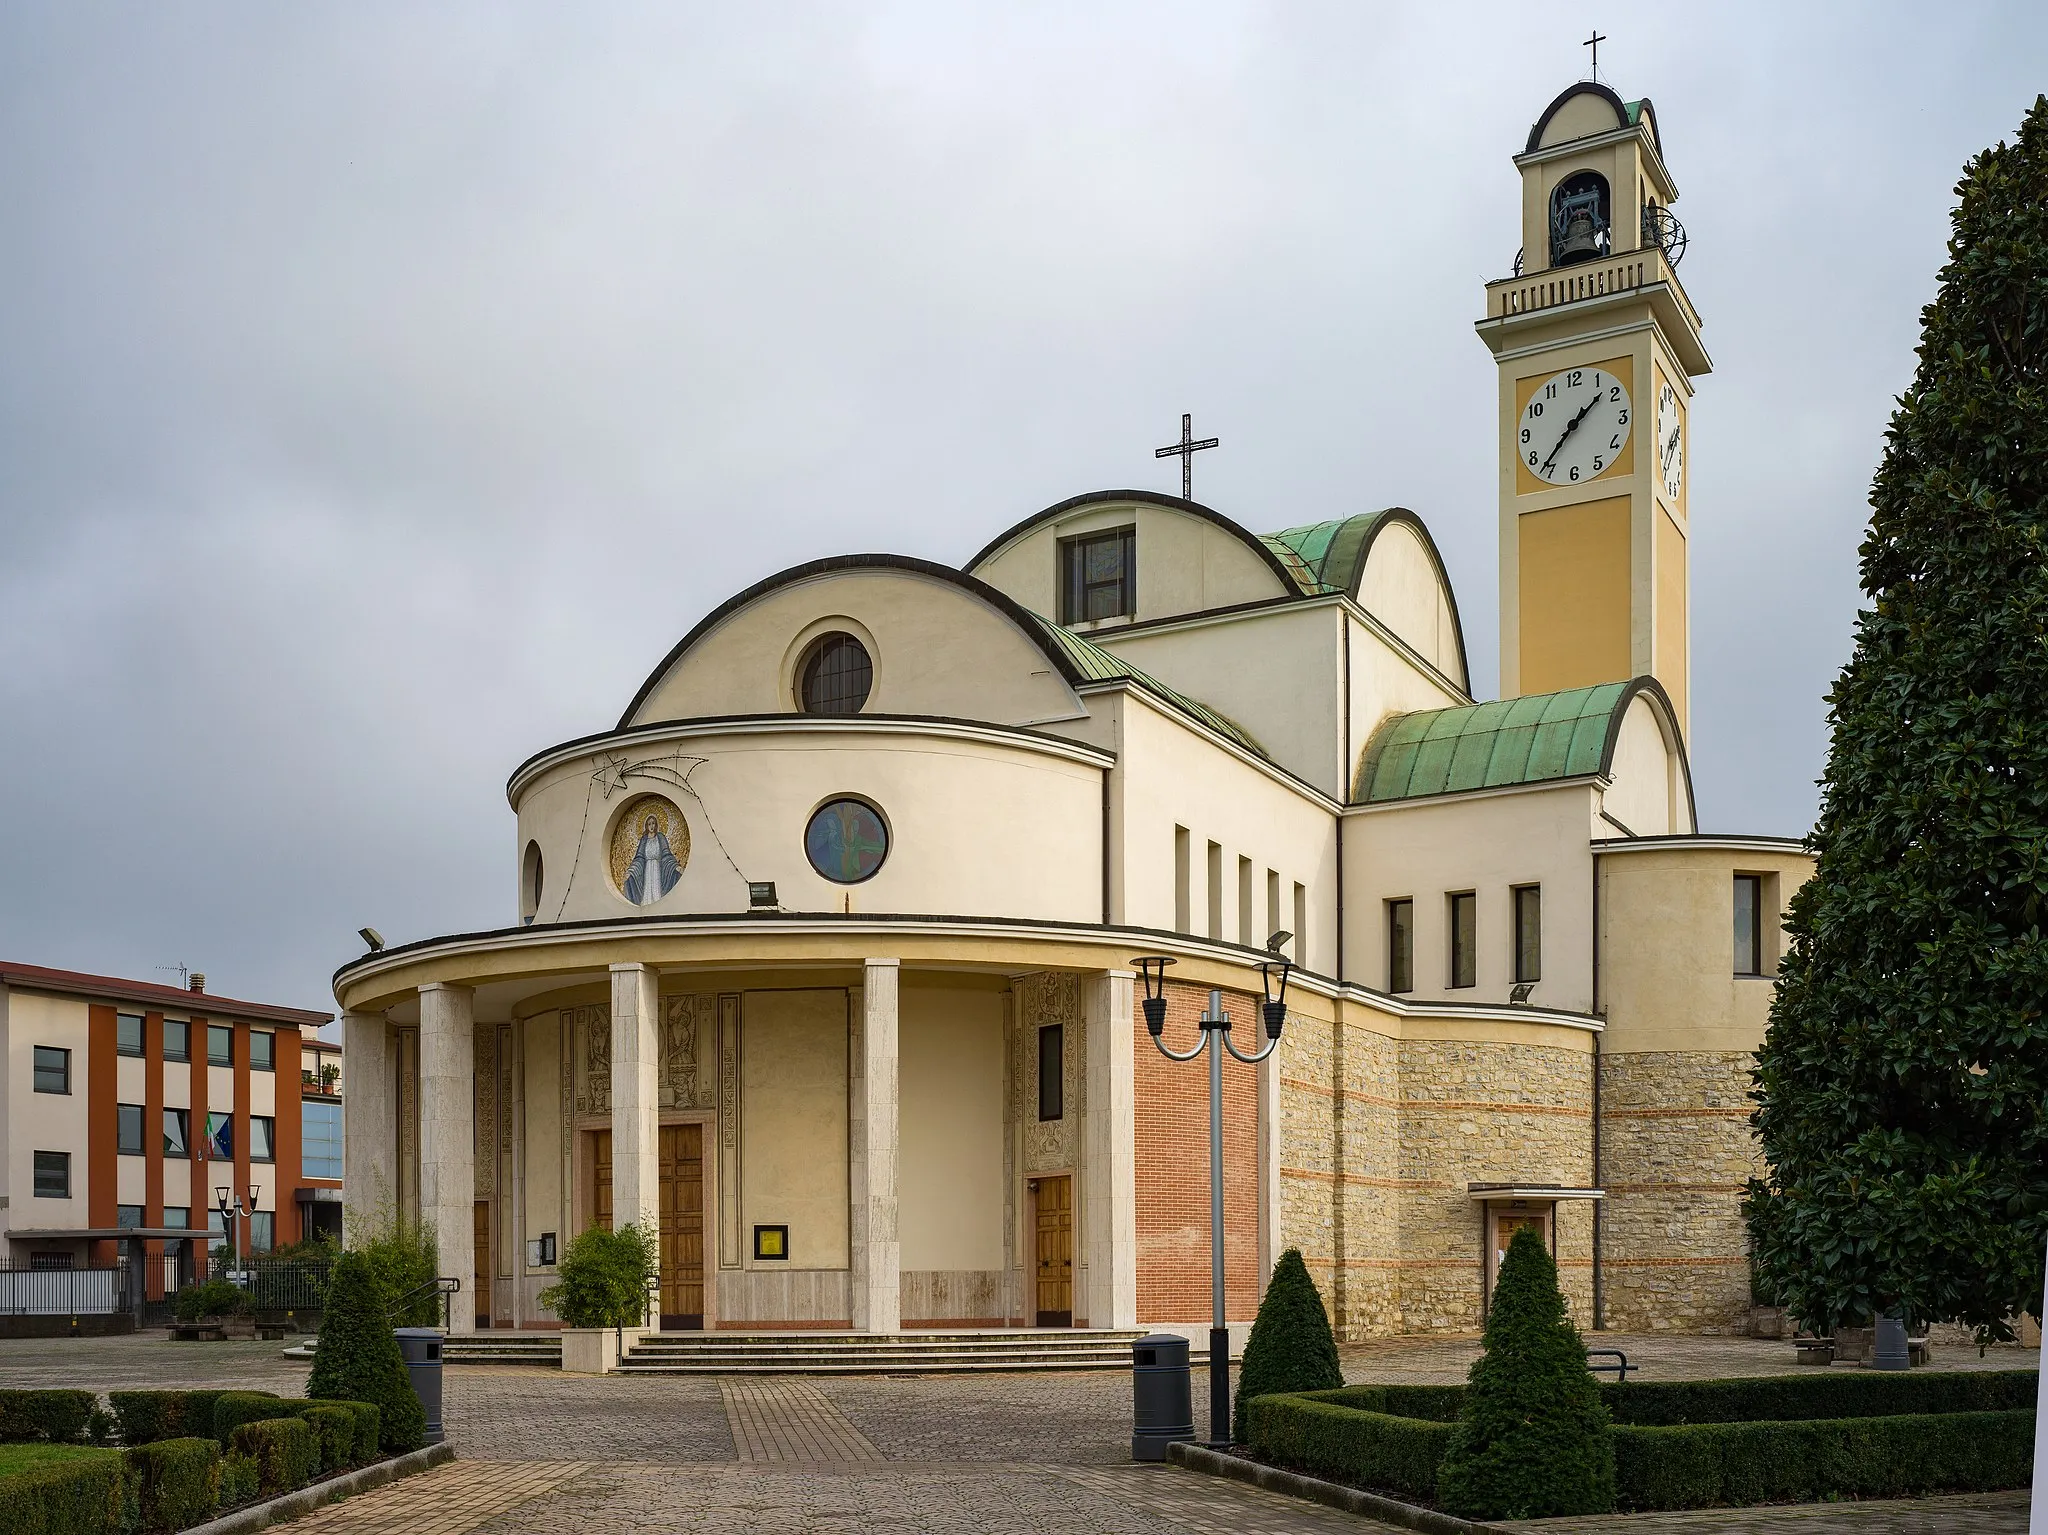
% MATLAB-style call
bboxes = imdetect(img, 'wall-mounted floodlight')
[358,928,385,952]
[1265,930,1293,955]
[1509,982,1535,1004]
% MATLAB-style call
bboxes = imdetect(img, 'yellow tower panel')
[1517,495,1632,695]
[1655,506,1689,725]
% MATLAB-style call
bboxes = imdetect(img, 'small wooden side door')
[472,1202,492,1328]
[1033,1176,1073,1326]
[658,1123,705,1330]
[591,1129,613,1232]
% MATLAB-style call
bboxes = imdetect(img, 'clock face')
[1518,367,1631,487]
[1656,379,1685,502]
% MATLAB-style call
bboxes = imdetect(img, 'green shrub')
[1601,1369,2039,1425]
[346,1203,441,1328]
[315,1399,381,1465]
[1435,1226,1614,1519]
[217,1449,261,1509]
[0,1453,124,1534]
[0,1389,96,1443]
[307,1250,424,1453]
[125,1437,221,1534]
[229,1417,319,1497]
[210,1392,292,1443]
[1613,1409,2035,1511]
[1242,1392,1453,1503]
[297,1405,357,1474]
[1315,1384,1465,1423]
[539,1222,658,1328]
[173,1278,251,1322]
[110,1389,234,1447]
[1234,1248,1342,1427]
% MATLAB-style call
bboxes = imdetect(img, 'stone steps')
[619,1328,1181,1375]
[443,1335,564,1365]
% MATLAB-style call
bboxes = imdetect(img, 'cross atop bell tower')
[1474,80,1710,735]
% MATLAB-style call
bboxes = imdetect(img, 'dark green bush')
[1436,1226,1614,1519]
[316,1399,381,1464]
[217,1449,261,1509]
[539,1222,658,1328]
[125,1437,221,1534]
[1601,1369,2038,1425]
[307,1250,424,1453]
[0,1453,124,1534]
[1242,1392,1452,1503]
[1613,1409,2035,1511]
[173,1278,251,1321]
[229,1417,319,1497]
[347,1205,442,1328]
[297,1404,357,1474]
[0,1389,97,1443]
[1315,1384,1464,1423]
[210,1392,292,1443]
[111,1389,233,1446]
[1234,1248,1342,1427]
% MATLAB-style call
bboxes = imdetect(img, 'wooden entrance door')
[1492,1211,1547,1279]
[472,1202,492,1328]
[658,1124,705,1329]
[1033,1176,1073,1326]
[591,1129,613,1231]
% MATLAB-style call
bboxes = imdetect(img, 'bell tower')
[1476,81,1709,734]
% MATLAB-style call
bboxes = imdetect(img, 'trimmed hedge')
[0,1389,95,1443]
[1234,1249,1343,1425]
[1241,1392,1453,1504]
[109,1389,229,1446]
[229,1416,320,1498]
[0,1453,124,1534]
[1311,1385,1464,1422]
[321,1399,381,1465]
[298,1404,358,1473]
[1603,1369,2038,1425]
[1613,1409,2035,1510]
[210,1391,292,1444]
[307,1251,426,1453]
[125,1437,221,1534]
[218,1449,261,1509]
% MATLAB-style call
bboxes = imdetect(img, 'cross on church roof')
[1584,29,1606,82]
[1154,413,1219,502]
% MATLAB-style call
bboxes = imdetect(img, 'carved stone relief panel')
[474,1023,496,1197]
[661,993,718,1110]
[718,994,741,1269]
[1014,973,1083,1174]
[569,1004,609,1118]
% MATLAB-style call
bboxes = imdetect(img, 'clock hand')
[1540,394,1604,475]
[1662,425,1680,472]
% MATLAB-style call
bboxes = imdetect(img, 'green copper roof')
[1356,682,1634,803]
[1259,513,1392,597]
[1028,616,1267,759]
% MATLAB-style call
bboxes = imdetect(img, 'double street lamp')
[214,1184,260,1268]
[1135,940,1294,1448]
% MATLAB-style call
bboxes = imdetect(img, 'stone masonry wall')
[1599,1050,1759,1333]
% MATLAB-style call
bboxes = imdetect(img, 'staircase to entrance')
[443,1328,1219,1374]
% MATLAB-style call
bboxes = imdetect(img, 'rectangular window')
[1037,1024,1064,1122]
[207,1112,233,1161]
[1206,841,1223,940]
[117,1103,146,1155]
[163,1206,191,1234]
[249,1211,275,1254]
[302,1099,344,1180]
[250,1031,275,1071]
[1058,525,1136,624]
[1266,870,1281,944]
[32,1046,70,1095]
[1387,899,1414,993]
[117,1204,145,1230]
[163,1020,189,1062]
[1173,827,1191,934]
[1293,883,1307,967]
[33,1151,70,1199]
[163,1108,190,1159]
[1734,874,1764,976]
[208,1025,234,1066]
[1238,856,1254,946]
[1513,885,1542,984]
[1448,891,1477,989]
[250,1115,276,1163]
[117,1012,145,1057]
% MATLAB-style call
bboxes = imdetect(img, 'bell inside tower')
[1549,171,1610,265]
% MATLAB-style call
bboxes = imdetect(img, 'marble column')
[417,984,476,1333]
[341,1010,393,1244]
[609,964,660,1240]
[850,959,900,1334]
[1083,969,1138,1330]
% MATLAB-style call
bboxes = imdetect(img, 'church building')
[335,79,1810,1340]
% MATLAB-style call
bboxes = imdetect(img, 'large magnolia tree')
[1745,97,2048,1338]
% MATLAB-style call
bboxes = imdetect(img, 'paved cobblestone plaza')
[0,1333,2030,1532]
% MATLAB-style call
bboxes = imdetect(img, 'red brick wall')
[1135,981,1260,1323]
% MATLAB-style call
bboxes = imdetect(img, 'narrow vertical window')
[1513,885,1542,984]
[1037,1024,1064,1122]
[1266,870,1281,942]
[1293,883,1308,967]
[1237,857,1254,945]
[1173,827,1191,934]
[250,1031,276,1072]
[1206,842,1224,940]
[1734,874,1764,976]
[116,1013,145,1057]
[1387,899,1414,993]
[1449,891,1477,989]
[208,1025,233,1066]
[117,1103,145,1155]
[1059,526,1136,624]
[163,1020,189,1062]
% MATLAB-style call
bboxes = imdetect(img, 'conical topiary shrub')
[1435,1225,1613,1519]
[307,1250,425,1454]
[1234,1248,1343,1425]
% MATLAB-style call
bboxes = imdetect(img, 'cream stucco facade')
[336,77,1811,1341]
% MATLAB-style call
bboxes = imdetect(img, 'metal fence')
[0,1264,130,1316]
[238,1254,335,1315]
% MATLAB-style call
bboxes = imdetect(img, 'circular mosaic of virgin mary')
[804,798,888,884]
[610,795,690,907]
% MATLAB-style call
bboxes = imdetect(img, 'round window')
[797,632,872,715]
[521,840,544,923]
[805,798,889,884]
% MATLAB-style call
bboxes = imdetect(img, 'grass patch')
[0,1442,116,1478]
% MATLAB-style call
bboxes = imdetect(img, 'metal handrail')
[1586,1347,1635,1380]
[386,1276,460,1329]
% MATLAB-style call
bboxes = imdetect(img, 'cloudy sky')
[2,4,2042,1014]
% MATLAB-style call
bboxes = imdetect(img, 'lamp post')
[1136,945,1293,1447]
[214,1184,259,1270]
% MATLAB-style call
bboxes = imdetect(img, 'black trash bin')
[1131,1333,1194,1461]
[394,1327,445,1445]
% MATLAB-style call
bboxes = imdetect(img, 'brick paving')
[269,1459,584,1535]
[720,1377,881,1461]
